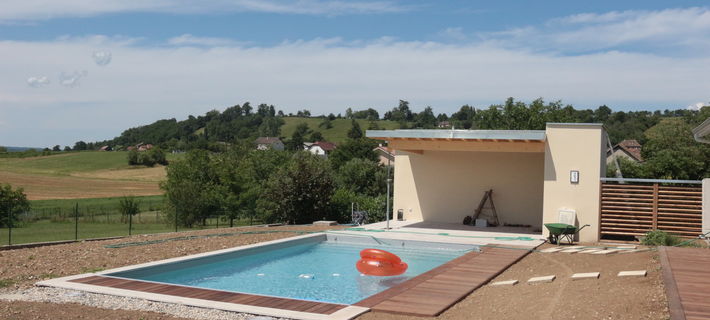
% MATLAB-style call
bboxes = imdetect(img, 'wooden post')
[74,203,79,240]
[652,183,659,230]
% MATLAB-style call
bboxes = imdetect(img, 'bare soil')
[0,231,667,320]
[71,166,167,182]
[0,171,163,200]
[360,243,667,320]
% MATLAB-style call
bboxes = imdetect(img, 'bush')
[641,230,681,246]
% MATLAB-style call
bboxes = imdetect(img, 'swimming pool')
[106,233,478,305]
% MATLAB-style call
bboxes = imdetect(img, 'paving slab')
[615,245,637,249]
[560,248,584,253]
[591,249,620,255]
[579,249,602,254]
[618,270,647,277]
[619,249,640,254]
[527,275,556,284]
[571,272,600,280]
[490,280,518,286]
[539,247,564,253]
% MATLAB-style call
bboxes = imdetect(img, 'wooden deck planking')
[659,246,710,320]
[69,275,347,315]
[355,246,531,317]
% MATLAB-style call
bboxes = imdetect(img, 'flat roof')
[366,129,546,141]
[692,117,710,140]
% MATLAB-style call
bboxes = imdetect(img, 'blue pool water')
[109,236,471,304]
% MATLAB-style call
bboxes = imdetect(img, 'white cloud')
[2,35,710,147]
[167,34,241,47]
[58,70,87,87]
[92,51,112,66]
[26,75,50,87]
[0,0,408,23]
[687,102,708,110]
[480,7,710,56]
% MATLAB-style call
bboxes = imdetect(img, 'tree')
[347,120,363,139]
[127,149,139,165]
[319,118,333,129]
[288,123,311,150]
[0,146,7,153]
[260,152,335,224]
[414,106,437,128]
[336,158,387,196]
[641,118,710,180]
[161,150,223,227]
[328,138,378,169]
[0,184,30,228]
[309,131,324,142]
[73,141,88,151]
[119,195,140,223]
[63,146,71,151]
[52,145,61,151]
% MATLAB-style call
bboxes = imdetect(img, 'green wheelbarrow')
[544,223,590,245]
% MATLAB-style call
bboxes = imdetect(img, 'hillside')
[280,117,401,142]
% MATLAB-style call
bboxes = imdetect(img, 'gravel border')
[0,286,286,320]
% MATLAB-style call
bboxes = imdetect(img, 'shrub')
[641,230,681,246]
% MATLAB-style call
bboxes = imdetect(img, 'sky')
[2,0,710,147]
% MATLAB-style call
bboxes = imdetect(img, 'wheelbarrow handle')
[577,224,591,233]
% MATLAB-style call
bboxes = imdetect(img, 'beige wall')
[542,124,606,242]
[393,150,544,228]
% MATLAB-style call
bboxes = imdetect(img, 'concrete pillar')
[703,179,710,235]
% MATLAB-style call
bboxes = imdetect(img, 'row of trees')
[161,135,387,227]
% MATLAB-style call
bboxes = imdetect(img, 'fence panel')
[600,181,702,239]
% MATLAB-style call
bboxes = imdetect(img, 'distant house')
[305,141,336,157]
[606,139,643,164]
[99,145,112,151]
[255,137,284,151]
[437,121,451,129]
[138,144,153,151]
[374,145,395,166]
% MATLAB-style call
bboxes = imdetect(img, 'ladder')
[471,189,499,226]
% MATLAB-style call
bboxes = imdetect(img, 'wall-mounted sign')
[570,170,580,184]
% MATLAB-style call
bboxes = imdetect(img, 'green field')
[0,151,181,176]
[280,117,401,143]
[29,195,166,218]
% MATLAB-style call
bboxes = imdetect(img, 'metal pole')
[8,204,12,246]
[129,213,132,236]
[386,155,392,230]
[175,208,178,232]
[74,203,78,240]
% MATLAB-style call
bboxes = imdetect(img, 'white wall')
[393,150,544,228]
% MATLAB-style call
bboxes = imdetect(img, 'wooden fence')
[600,182,703,238]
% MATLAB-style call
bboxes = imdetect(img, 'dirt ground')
[71,166,167,182]
[360,243,667,320]
[0,171,163,200]
[0,230,668,320]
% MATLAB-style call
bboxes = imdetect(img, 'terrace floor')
[339,219,545,248]
[659,246,710,320]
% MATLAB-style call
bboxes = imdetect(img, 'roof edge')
[546,123,604,128]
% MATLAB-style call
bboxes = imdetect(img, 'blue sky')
[1,0,710,147]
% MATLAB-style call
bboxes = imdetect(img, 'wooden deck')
[355,246,531,317]
[659,246,710,320]
[69,275,347,315]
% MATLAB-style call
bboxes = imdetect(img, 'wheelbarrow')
[544,223,590,245]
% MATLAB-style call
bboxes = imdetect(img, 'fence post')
[8,203,12,246]
[74,203,79,240]
[652,183,659,230]
[129,213,132,236]
[175,209,178,233]
[703,179,709,235]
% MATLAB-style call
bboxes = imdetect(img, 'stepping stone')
[615,245,637,249]
[560,248,584,253]
[591,249,620,255]
[619,249,640,254]
[618,270,647,277]
[490,280,518,286]
[565,246,585,249]
[571,272,600,280]
[528,275,556,284]
[579,249,602,254]
[540,248,564,253]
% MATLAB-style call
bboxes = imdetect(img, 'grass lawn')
[1,214,260,246]
[29,195,166,217]
[280,117,401,143]
[0,151,182,176]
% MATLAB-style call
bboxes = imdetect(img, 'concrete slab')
[313,221,338,226]
[571,272,600,280]
[591,249,620,255]
[490,280,519,286]
[615,245,637,249]
[579,249,602,254]
[560,249,583,253]
[618,270,647,277]
[539,248,564,253]
[619,249,640,254]
[527,275,556,284]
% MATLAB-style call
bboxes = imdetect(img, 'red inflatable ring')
[356,249,408,276]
